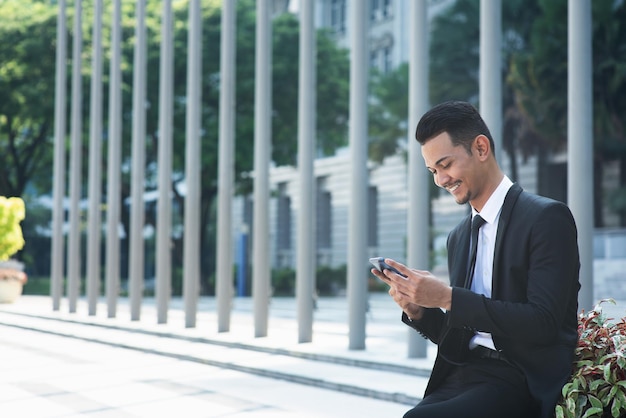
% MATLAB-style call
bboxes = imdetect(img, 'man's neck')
[471,171,504,212]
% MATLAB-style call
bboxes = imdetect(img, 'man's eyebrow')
[434,156,450,166]
[426,156,450,172]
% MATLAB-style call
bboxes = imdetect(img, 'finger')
[371,268,392,282]
[385,258,410,277]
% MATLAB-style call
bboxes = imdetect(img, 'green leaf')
[566,396,577,414]
[590,379,606,392]
[604,364,614,382]
[598,353,616,364]
[555,405,565,418]
[608,385,620,403]
[611,397,623,418]
[589,394,603,409]
[581,406,604,418]
[578,360,595,368]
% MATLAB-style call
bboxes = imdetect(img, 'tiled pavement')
[1,294,624,417]
[0,294,436,417]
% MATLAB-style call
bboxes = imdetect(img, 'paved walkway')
[0,294,437,417]
[2,294,625,417]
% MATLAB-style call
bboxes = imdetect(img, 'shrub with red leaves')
[556,299,626,418]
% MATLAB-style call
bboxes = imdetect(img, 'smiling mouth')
[445,182,461,193]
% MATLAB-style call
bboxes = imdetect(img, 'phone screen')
[369,257,407,277]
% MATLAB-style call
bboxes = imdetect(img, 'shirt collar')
[472,175,513,224]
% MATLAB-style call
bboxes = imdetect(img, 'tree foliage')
[508,0,626,225]
[0,0,351,287]
[0,1,58,198]
[428,0,543,181]
[368,64,409,164]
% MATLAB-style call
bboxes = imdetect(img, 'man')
[371,101,580,418]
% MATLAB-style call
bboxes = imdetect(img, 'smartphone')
[369,257,407,278]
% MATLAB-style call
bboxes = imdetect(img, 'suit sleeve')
[402,308,446,344]
[447,202,580,344]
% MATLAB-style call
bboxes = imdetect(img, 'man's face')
[421,132,482,206]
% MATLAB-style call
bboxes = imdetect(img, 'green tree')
[0,0,350,290]
[428,0,542,183]
[0,1,58,198]
[508,0,626,226]
[368,64,409,163]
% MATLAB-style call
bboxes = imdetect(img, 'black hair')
[414,100,495,155]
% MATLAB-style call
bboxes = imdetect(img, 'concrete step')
[0,308,430,406]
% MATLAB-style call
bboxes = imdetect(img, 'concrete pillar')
[253,0,272,338]
[156,0,174,324]
[568,0,594,312]
[216,0,237,333]
[67,0,83,314]
[129,0,147,321]
[407,0,429,359]
[87,0,103,316]
[106,0,123,318]
[296,0,316,344]
[479,0,502,161]
[183,0,202,328]
[51,0,67,312]
[347,0,368,350]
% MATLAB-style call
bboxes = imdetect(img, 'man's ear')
[474,135,491,160]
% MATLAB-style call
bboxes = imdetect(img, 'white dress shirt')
[469,175,513,350]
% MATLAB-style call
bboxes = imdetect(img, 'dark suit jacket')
[404,183,580,418]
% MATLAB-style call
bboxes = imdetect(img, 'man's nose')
[435,172,449,188]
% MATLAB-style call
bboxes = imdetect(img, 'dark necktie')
[464,215,486,289]
[438,214,487,365]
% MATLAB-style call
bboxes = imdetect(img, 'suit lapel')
[492,183,523,296]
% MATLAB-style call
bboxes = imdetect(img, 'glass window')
[368,186,379,247]
[370,50,379,70]
[383,46,393,73]
[331,0,346,34]
[276,194,291,250]
[317,184,332,250]
[371,0,379,21]
[383,0,392,18]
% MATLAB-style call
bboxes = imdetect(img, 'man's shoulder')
[448,214,470,242]
[510,188,576,230]
[515,188,569,213]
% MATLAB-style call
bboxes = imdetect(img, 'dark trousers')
[403,358,536,418]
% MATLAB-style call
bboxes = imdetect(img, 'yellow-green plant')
[0,196,25,261]
[556,299,626,418]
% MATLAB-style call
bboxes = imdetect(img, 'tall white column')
[67,0,83,314]
[87,0,103,316]
[129,0,147,321]
[407,0,429,359]
[296,0,316,344]
[156,0,174,324]
[51,0,67,312]
[253,0,272,338]
[106,0,123,318]
[347,0,369,350]
[568,0,594,312]
[479,0,502,161]
[183,0,202,328]
[216,0,237,333]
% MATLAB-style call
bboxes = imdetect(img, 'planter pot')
[0,260,26,303]
[0,278,24,303]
